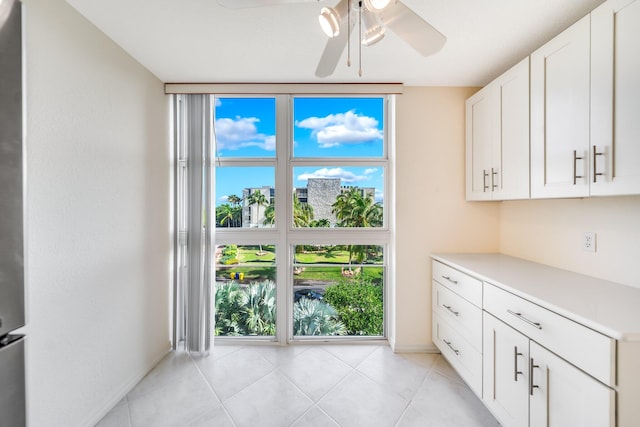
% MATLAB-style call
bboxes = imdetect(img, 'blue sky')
[214,97,385,205]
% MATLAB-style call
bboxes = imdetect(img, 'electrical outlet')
[583,232,596,252]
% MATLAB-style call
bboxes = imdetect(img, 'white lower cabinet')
[432,254,640,427]
[529,341,615,427]
[483,313,529,427]
[483,313,615,427]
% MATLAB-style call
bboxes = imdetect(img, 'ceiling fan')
[216,0,446,78]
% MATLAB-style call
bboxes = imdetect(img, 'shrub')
[214,280,275,336]
[293,298,346,336]
[214,280,347,337]
[323,276,383,336]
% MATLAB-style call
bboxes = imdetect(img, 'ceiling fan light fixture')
[319,7,341,37]
[361,9,385,46]
[363,0,391,11]
[362,24,385,46]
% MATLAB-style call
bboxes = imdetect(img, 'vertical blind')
[174,94,213,355]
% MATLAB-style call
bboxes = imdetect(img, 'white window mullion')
[275,95,290,343]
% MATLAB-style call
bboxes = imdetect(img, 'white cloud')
[219,195,229,203]
[214,116,275,152]
[364,168,378,175]
[296,110,383,148]
[297,167,367,184]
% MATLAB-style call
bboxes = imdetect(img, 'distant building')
[242,186,274,228]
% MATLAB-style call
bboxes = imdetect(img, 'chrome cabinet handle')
[593,145,604,183]
[530,358,540,395]
[514,346,523,382]
[507,309,542,330]
[573,150,584,185]
[443,304,460,316]
[441,275,458,285]
[443,339,460,355]
[491,168,498,190]
[483,170,489,192]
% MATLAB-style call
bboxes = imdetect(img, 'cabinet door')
[483,313,529,427]
[529,341,615,427]
[495,57,530,200]
[466,84,497,201]
[531,15,591,198]
[591,0,640,195]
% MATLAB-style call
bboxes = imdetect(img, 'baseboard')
[81,347,171,426]
[391,343,440,353]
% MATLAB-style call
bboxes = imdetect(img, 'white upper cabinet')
[466,84,496,201]
[497,58,530,200]
[466,58,530,201]
[531,15,591,199]
[590,0,640,196]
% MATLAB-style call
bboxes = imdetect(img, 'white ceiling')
[65,0,606,86]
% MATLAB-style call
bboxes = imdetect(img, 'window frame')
[212,93,394,344]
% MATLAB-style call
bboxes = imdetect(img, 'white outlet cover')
[583,232,596,252]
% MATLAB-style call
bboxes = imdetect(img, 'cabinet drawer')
[433,281,482,351]
[483,283,615,386]
[432,260,482,307]
[433,313,482,397]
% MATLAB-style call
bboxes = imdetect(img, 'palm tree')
[293,298,346,336]
[214,280,277,336]
[244,281,276,335]
[309,218,330,228]
[227,194,242,207]
[293,193,314,227]
[227,194,243,227]
[332,188,383,228]
[216,204,235,228]
[263,203,275,226]
[331,188,383,270]
[247,190,269,228]
[214,281,248,336]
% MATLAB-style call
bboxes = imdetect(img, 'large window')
[213,95,391,342]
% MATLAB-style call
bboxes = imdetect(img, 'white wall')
[23,0,171,425]
[500,196,640,288]
[393,87,500,351]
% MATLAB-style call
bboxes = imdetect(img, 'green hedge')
[323,277,383,336]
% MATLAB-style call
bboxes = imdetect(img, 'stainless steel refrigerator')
[0,0,26,426]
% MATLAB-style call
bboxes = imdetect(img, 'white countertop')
[431,253,640,342]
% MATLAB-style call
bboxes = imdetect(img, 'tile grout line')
[188,350,239,427]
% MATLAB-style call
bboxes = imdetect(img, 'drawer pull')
[443,304,460,316]
[507,309,542,330]
[593,145,604,183]
[513,347,524,382]
[530,358,540,395]
[573,149,584,185]
[443,339,460,355]
[441,275,458,285]
[514,346,524,382]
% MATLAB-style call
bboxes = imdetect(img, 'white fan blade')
[315,33,349,78]
[378,1,446,57]
[315,1,356,78]
[217,0,320,8]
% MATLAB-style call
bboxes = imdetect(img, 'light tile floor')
[97,344,499,427]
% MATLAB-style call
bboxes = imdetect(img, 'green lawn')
[295,266,384,283]
[216,245,382,284]
[294,250,350,264]
[238,246,275,263]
